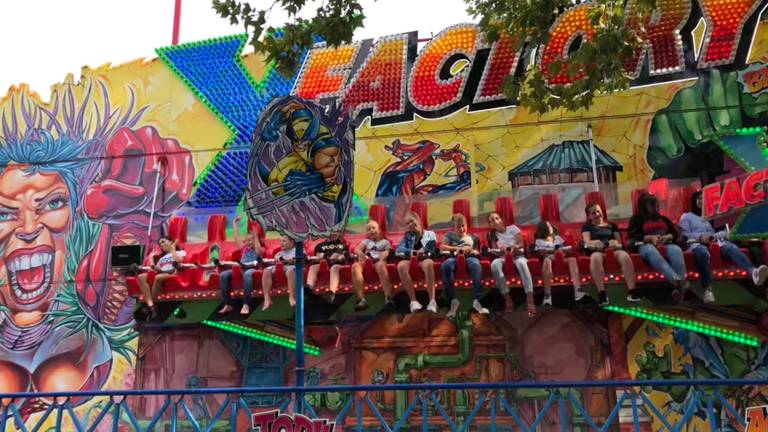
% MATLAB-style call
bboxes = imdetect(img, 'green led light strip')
[604,305,759,347]
[202,320,321,355]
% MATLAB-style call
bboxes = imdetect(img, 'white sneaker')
[446,299,460,318]
[753,265,768,286]
[542,294,552,306]
[427,300,438,313]
[574,287,588,301]
[409,301,423,313]
[472,300,490,314]
[703,287,716,304]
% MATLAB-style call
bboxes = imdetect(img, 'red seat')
[496,197,515,224]
[410,201,429,229]
[453,199,472,227]
[539,194,561,223]
[369,204,388,233]
[585,191,606,214]
[168,216,188,243]
[208,214,227,242]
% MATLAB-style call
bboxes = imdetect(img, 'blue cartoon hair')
[0,79,147,217]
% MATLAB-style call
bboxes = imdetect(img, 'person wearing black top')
[306,232,349,303]
[581,203,637,304]
[627,193,687,299]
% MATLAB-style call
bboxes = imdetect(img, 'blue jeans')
[638,244,686,284]
[692,241,755,287]
[220,268,257,304]
[441,256,484,301]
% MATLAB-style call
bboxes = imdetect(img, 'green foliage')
[47,217,137,364]
[212,0,657,113]
[212,0,366,75]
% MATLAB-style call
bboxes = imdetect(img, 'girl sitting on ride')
[395,211,438,313]
[534,220,587,305]
[582,203,638,305]
[350,220,392,312]
[137,237,186,317]
[628,193,687,300]
[261,236,297,310]
[679,191,768,303]
[486,212,535,316]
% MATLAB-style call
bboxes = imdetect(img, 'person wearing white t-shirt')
[137,237,186,313]
[486,212,534,316]
[350,220,392,311]
[261,236,297,311]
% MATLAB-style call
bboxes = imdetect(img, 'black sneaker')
[353,298,369,311]
[323,292,336,304]
[626,291,641,303]
[598,291,609,306]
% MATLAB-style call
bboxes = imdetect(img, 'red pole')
[172,0,182,45]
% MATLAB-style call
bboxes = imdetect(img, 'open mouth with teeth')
[5,248,55,305]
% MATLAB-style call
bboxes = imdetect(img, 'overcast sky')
[0,1,473,101]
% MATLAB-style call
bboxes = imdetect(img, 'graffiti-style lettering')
[408,24,482,111]
[342,33,411,120]
[251,410,336,432]
[474,33,522,103]
[746,405,768,432]
[624,0,691,77]
[703,182,722,217]
[252,409,279,432]
[696,0,764,67]
[744,169,766,204]
[539,4,595,86]
[720,177,747,214]
[294,43,362,100]
[293,0,764,124]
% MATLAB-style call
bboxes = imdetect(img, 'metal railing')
[0,379,760,431]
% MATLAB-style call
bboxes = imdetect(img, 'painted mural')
[0,61,239,427]
[3,0,768,430]
[247,96,355,240]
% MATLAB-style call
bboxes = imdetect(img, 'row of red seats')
[126,186,760,303]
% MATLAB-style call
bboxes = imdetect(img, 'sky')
[0,0,473,101]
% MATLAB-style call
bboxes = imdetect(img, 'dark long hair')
[636,193,661,221]
[535,220,558,240]
[690,191,702,216]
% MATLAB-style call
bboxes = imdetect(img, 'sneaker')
[574,287,589,302]
[598,292,609,306]
[472,300,490,314]
[353,298,369,311]
[626,291,641,303]
[703,287,716,304]
[409,301,423,313]
[427,300,438,313]
[383,297,396,308]
[323,292,336,304]
[446,299,460,318]
[753,265,768,286]
[542,294,552,306]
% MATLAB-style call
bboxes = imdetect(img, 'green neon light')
[604,305,760,347]
[202,320,321,355]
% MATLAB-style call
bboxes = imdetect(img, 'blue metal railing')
[1,379,762,431]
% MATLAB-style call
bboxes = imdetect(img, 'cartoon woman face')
[0,167,70,324]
